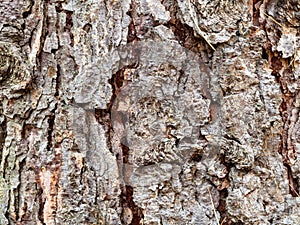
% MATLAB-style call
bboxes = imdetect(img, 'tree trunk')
[0,0,299,224]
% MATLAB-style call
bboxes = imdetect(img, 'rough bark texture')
[0,0,300,224]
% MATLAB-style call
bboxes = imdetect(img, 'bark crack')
[126,1,140,43]
[261,7,300,196]
[0,116,7,168]
[55,65,61,98]
[121,185,143,225]
[5,189,11,225]
[46,104,57,152]
[95,61,144,224]
[269,51,299,197]
[217,153,234,225]
[37,187,46,225]
[163,0,214,56]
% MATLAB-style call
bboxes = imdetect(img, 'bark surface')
[0,0,299,224]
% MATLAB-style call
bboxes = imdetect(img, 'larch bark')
[0,0,299,224]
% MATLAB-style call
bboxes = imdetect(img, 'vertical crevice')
[260,0,299,197]
[267,51,300,197]
[162,0,214,56]
[120,142,144,224]
[95,64,129,154]
[37,187,46,225]
[126,1,139,43]
[95,63,145,224]
[272,55,299,197]
[5,189,11,225]
[55,65,61,98]
[285,163,299,197]
[36,0,49,69]
[0,113,8,222]
[64,10,74,47]
[121,185,143,225]
[46,105,57,152]
[252,0,263,26]
[95,108,113,154]
[217,188,229,225]
[0,116,7,164]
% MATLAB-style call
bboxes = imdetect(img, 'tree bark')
[0,0,299,224]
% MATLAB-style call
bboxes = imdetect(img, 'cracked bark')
[1,0,300,225]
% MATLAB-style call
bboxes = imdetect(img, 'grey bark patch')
[0,42,32,98]
[1,0,300,224]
